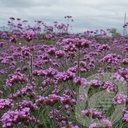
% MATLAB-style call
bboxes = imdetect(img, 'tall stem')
[30,54,33,84]
[77,47,81,77]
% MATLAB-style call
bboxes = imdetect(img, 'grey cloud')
[0,0,127,34]
[0,0,57,8]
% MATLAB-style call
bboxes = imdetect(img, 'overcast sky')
[0,0,128,34]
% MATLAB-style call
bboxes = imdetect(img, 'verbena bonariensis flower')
[9,17,15,21]
[123,22,128,28]
[1,32,8,39]
[9,35,17,43]
[89,119,112,128]
[89,79,103,87]
[44,67,58,77]
[99,119,112,128]
[100,53,122,65]
[42,78,57,86]
[89,122,97,128]
[122,58,128,64]
[21,84,33,94]
[1,58,9,65]
[21,46,32,58]
[1,107,33,128]
[0,42,6,47]
[17,100,38,111]
[63,43,77,52]
[44,94,60,105]
[98,44,110,52]
[0,69,5,75]
[77,60,95,72]
[48,109,77,128]
[112,68,128,82]
[33,68,58,78]
[56,70,75,82]
[60,38,90,48]
[9,84,33,99]
[23,31,35,42]
[44,34,52,40]
[73,77,87,86]
[0,98,13,110]
[6,72,28,87]
[9,61,16,70]
[81,109,104,119]
[36,94,60,106]
[48,109,65,121]
[113,93,127,105]
[122,109,128,123]
[102,81,116,93]
[55,50,65,58]
[47,47,56,55]
[119,68,128,81]
[68,124,79,128]
[74,38,90,48]
[60,94,76,105]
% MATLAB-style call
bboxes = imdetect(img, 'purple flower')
[17,100,38,110]
[122,58,128,64]
[6,72,28,87]
[73,77,87,86]
[9,35,17,43]
[100,53,121,65]
[36,94,60,106]
[122,109,128,122]
[21,46,32,58]
[113,93,127,105]
[0,99,13,110]
[1,107,30,127]
[81,109,103,119]
[102,81,116,93]
[89,119,112,128]
[55,50,65,58]
[9,17,15,20]
[89,123,97,128]
[23,31,35,42]
[60,94,76,105]
[90,79,103,87]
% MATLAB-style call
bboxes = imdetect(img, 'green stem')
[77,47,81,77]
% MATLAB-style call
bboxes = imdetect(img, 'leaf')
[110,107,124,124]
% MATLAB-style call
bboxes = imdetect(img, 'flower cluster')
[89,119,112,128]
[6,72,28,87]
[0,99,13,110]
[81,109,104,119]
[23,31,35,42]
[9,84,33,99]
[102,81,116,93]
[21,46,32,58]
[60,94,76,105]
[73,77,87,86]
[1,107,30,127]
[36,94,60,106]
[100,53,121,65]
[9,35,17,43]
[89,79,103,87]
[17,100,38,111]
[113,93,127,105]
[122,109,128,123]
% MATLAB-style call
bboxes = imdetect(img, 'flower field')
[0,17,128,128]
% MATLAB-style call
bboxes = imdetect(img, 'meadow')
[0,17,128,128]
